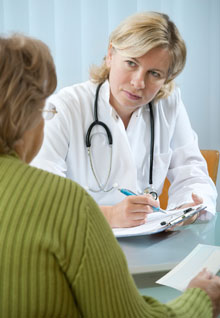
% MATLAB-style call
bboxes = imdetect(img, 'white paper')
[113,204,205,237]
[156,244,220,291]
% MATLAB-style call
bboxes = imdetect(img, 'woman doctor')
[32,11,217,228]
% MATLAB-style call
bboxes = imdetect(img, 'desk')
[118,212,220,302]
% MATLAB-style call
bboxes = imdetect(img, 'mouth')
[123,90,142,101]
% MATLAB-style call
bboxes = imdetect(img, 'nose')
[130,72,145,89]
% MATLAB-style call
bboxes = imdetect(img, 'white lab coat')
[32,80,217,219]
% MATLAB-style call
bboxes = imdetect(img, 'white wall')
[1,0,219,209]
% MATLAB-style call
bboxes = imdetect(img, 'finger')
[192,192,203,205]
[182,214,198,225]
[128,195,159,209]
[126,218,146,228]
[212,275,220,283]
[165,221,184,231]
[127,203,155,213]
[143,194,160,209]
[165,227,174,232]
[197,268,213,279]
[128,211,148,221]
[135,205,154,213]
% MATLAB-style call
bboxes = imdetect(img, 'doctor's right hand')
[101,194,159,228]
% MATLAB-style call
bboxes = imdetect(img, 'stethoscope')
[85,82,158,200]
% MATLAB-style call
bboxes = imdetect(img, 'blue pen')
[118,188,164,213]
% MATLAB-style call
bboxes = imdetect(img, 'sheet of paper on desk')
[113,204,205,237]
[156,244,220,291]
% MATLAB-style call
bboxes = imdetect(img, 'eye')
[125,60,137,67]
[150,70,161,78]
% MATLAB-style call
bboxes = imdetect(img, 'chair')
[159,149,220,209]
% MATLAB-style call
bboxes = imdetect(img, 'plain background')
[0,0,219,209]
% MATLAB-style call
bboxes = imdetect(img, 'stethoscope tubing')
[85,82,157,197]
[149,102,154,186]
[86,83,113,148]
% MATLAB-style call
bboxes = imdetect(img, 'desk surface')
[118,212,220,275]
[118,212,220,304]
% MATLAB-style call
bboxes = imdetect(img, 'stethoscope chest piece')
[144,186,158,200]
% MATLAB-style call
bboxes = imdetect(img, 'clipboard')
[113,204,206,238]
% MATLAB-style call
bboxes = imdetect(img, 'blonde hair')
[90,11,186,100]
[0,34,57,154]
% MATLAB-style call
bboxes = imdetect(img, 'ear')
[106,43,114,68]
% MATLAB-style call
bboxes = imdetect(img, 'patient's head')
[0,34,57,162]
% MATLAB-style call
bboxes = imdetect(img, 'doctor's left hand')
[166,192,203,231]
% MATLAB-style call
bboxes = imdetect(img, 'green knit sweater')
[0,154,212,317]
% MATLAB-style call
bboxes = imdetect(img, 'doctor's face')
[106,46,170,116]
